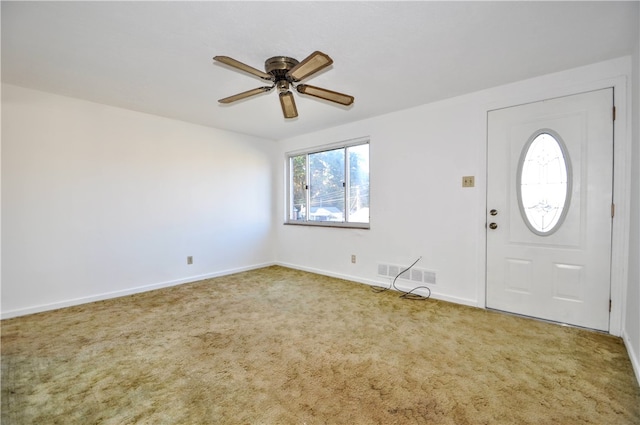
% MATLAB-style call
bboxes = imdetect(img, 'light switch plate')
[462,176,475,187]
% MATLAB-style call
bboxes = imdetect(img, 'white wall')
[1,84,276,318]
[624,5,640,384]
[275,57,633,331]
[276,96,485,306]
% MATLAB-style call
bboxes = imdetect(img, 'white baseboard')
[622,330,640,387]
[275,262,478,307]
[0,262,275,320]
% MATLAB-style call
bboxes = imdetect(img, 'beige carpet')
[2,266,639,424]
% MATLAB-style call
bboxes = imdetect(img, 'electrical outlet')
[351,254,356,264]
[187,256,193,265]
[462,176,475,187]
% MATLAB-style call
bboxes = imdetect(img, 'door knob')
[489,222,498,229]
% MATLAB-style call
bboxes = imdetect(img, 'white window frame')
[285,137,370,229]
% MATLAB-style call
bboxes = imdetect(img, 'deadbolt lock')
[490,209,498,216]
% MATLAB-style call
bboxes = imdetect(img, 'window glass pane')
[519,132,570,234]
[347,144,370,223]
[309,148,345,222]
[290,155,307,221]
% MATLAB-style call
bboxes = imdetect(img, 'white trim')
[0,262,275,320]
[284,135,370,157]
[610,75,631,337]
[623,330,640,386]
[276,261,478,307]
[283,221,369,230]
[478,62,631,336]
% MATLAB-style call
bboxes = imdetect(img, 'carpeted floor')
[2,266,639,424]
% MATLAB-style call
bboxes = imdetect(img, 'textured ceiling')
[2,1,638,140]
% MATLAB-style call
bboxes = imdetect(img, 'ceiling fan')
[213,51,354,119]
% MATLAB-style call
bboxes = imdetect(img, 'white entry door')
[486,89,614,331]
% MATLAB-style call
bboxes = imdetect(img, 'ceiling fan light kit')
[214,51,354,119]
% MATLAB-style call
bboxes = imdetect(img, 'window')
[517,130,572,236]
[287,139,369,228]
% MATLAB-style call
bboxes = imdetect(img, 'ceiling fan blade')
[286,51,333,82]
[296,84,354,106]
[213,56,273,81]
[279,91,298,119]
[218,86,274,104]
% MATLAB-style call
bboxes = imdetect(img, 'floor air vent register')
[377,264,436,285]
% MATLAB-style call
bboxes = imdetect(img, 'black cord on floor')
[371,257,431,300]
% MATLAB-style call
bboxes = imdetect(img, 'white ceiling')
[2,1,638,140]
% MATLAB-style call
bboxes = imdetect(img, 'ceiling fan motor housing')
[265,56,299,92]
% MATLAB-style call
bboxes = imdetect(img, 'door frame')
[478,70,630,337]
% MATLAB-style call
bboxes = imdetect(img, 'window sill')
[284,221,370,230]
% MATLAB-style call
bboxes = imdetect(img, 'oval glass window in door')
[517,130,572,236]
